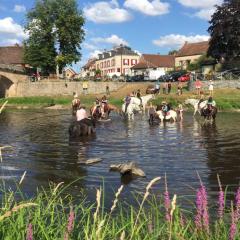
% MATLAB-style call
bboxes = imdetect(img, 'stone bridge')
[0,70,28,98]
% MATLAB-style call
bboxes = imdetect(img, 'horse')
[122,103,141,120]
[90,103,119,120]
[130,94,154,113]
[156,109,178,122]
[69,118,96,138]
[201,106,218,123]
[184,99,208,116]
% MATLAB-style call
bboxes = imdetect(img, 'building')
[80,58,96,78]
[95,45,140,77]
[131,54,175,80]
[64,68,77,79]
[175,41,209,70]
[0,44,26,72]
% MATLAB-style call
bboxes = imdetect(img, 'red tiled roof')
[83,58,96,69]
[131,54,175,69]
[0,45,24,64]
[176,41,209,57]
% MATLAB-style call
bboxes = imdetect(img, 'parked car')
[168,70,187,82]
[215,68,240,80]
[178,73,190,82]
[158,74,170,82]
[127,75,144,82]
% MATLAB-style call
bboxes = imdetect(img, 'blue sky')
[0,0,223,71]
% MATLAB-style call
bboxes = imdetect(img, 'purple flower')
[218,190,224,220]
[194,184,209,233]
[64,208,75,240]
[164,190,171,222]
[195,188,202,230]
[235,187,240,221]
[67,209,75,233]
[200,185,209,233]
[26,223,33,240]
[230,210,237,240]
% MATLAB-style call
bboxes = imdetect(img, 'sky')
[0,0,223,71]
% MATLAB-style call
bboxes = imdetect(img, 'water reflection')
[0,110,240,204]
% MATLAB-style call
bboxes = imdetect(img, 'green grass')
[1,88,240,111]
[0,178,238,240]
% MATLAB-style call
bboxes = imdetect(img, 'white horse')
[122,103,141,120]
[131,94,154,113]
[156,110,178,122]
[184,99,208,116]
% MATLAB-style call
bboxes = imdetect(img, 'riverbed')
[0,110,240,205]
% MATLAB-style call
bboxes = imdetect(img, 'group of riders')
[71,89,217,126]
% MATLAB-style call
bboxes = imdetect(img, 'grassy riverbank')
[0,88,240,111]
[0,177,239,240]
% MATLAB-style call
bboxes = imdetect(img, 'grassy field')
[0,86,240,111]
[0,177,239,240]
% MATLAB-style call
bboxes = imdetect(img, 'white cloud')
[13,4,26,13]
[84,1,132,23]
[178,0,222,9]
[153,34,209,48]
[124,0,169,16]
[83,42,98,51]
[178,0,223,20]
[90,50,102,58]
[0,38,21,46]
[92,34,128,46]
[0,17,27,45]
[194,8,216,20]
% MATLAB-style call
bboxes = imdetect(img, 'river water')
[0,110,240,205]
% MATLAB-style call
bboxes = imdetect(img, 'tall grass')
[0,176,240,240]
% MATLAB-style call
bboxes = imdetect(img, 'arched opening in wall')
[0,75,14,98]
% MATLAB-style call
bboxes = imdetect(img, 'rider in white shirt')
[76,106,88,122]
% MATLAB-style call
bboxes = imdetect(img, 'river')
[0,110,240,206]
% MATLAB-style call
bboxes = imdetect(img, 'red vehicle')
[178,73,190,82]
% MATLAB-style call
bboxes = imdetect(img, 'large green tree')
[24,0,85,74]
[208,0,240,67]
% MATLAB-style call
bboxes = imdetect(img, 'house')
[95,45,140,77]
[80,58,96,78]
[175,41,209,70]
[64,68,77,79]
[131,54,175,80]
[0,44,26,72]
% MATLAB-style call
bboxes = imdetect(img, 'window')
[123,59,129,65]
[117,68,121,72]
[104,61,106,68]
[100,62,103,68]
[107,61,110,67]
[111,59,115,66]
[131,59,137,65]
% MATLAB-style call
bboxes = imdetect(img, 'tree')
[208,1,240,67]
[168,50,178,56]
[24,0,85,74]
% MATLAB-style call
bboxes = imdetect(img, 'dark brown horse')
[201,106,218,121]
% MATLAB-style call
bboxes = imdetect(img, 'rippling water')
[0,110,240,205]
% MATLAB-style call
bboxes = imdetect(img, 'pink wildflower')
[164,190,171,222]
[195,188,202,230]
[230,205,237,240]
[218,190,224,220]
[26,223,33,240]
[235,187,240,221]
[64,208,75,240]
[200,185,209,233]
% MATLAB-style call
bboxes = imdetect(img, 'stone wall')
[10,81,126,97]
[188,80,240,91]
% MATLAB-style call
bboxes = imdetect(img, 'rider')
[198,94,205,109]
[162,101,169,117]
[76,105,88,122]
[92,98,101,116]
[148,102,156,123]
[101,95,108,117]
[136,89,143,107]
[124,93,132,113]
[72,94,80,107]
[207,96,216,112]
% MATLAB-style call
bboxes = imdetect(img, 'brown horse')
[90,103,119,120]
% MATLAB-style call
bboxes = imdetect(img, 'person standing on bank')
[106,85,110,96]
[209,80,214,97]
[82,80,88,95]
[167,81,172,94]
